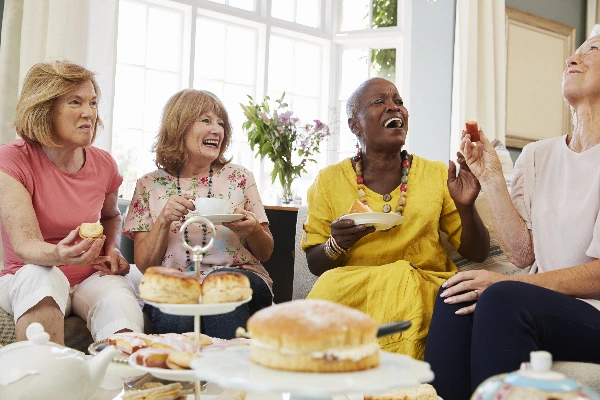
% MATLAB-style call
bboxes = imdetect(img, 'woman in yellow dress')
[302,78,490,358]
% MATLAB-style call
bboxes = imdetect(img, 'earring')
[354,142,362,161]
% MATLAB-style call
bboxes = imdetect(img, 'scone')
[79,221,103,238]
[348,199,371,214]
[247,299,380,372]
[201,270,253,304]
[365,384,438,400]
[139,267,202,304]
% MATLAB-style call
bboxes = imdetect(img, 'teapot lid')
[504,351,579,392]
[0,323,81,362]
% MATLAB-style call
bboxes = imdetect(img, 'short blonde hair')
[14,60,103,147]
[153,89,232,172]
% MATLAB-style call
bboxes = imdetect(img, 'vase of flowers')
[241,93,331,205]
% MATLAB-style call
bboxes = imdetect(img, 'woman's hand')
[440,270,507,314]
[330,218,376,250]
[447,153,480,207]
[460,130,504,185]
[55,227,110,266]
[222,208,261,237]
[157,194,195,225]
[94,248,130,276]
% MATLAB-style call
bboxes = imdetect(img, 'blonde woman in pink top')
[0,61,143,345]
[123,89,274,339]
[425,31,600,400]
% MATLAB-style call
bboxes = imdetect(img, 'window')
[112,0,410,204]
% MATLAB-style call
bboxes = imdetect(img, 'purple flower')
[279,110,294,123]
[313,119,323,129]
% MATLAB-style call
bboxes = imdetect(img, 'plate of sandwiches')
[139,267,253,316]
[191,300,433,397]
[340,200,406,231]
[127,337,251,382]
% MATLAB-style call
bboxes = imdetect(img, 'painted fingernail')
[444,298,452,304]
[440,290,448,297]
[441,282,448,288]
[455,309,464,315]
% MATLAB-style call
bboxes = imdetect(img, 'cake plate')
[130,216,244,400]
[191,346,434,400]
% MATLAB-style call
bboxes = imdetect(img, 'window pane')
[146,7,183,71]
[271,0,294,22]
[223,83,255,140]
[372,0,397,28]
[294,41,321,97]
[341,0,368,31]
[196,17,227,80]
[340,49,368,99]
[338,100,356,155]
[113,65,146,128]
[194,78,225,99]
[296,0,319,28]
[268,35,295,92]
[143,70,180,131]
[112,128,144,199]
[229,0,255,11]
[117,1,147,65]
[371,48,396,81]
[209,0,226,4]
[225,25,257,85]
[291,95,318,122]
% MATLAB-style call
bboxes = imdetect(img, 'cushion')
[292,205,317,300]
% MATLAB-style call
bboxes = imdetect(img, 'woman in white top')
[424,29,600,400]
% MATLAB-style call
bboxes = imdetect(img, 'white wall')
[408,0,456,162]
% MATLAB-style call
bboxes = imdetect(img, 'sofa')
[292,194,600,392]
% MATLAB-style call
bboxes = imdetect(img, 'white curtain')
[450,0,506,158]
[0,0,119,150]
[587,0,600,37]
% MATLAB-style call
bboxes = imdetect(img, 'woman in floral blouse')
[123,89,274,338]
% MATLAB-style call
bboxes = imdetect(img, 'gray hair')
[346,77,390,120]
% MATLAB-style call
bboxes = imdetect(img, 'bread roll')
[139,267,202,304]
[79,221,103,238]
[348,199,371,214]
[202,270,252,304]
[247,299,380,372]
[364,383,438,400]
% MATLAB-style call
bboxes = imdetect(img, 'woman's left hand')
[440,270,506,314]
[94,248,130,277]
[222,208,261,237]
[447,152,481,207]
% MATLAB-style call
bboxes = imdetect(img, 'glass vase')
[278,177,295,206]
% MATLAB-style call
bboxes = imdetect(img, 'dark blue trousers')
[424,281,600,400]
[146,268,272,339]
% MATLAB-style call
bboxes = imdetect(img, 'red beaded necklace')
[353,147,410,215]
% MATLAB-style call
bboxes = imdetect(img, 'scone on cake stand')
[130,215,252,400]
[191,300,434,400]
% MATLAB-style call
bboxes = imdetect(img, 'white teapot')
[0,322,119,400]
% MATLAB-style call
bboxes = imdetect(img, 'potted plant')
[241,93,330,205]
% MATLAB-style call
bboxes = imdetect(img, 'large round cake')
[247,299,380,372]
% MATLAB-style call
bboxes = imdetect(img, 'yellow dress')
[302,156,462,359]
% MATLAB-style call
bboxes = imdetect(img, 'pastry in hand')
[465,120,480,142]
[348,199,371,214]
[79,221,103,239]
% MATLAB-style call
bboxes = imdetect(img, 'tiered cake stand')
[129,215,251,400]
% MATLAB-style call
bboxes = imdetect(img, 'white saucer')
[186,213,245,224]
[339,212,406,231]
[144,296,252,316]
[191,347,433,396]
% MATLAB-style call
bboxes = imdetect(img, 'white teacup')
[193,198,231,215]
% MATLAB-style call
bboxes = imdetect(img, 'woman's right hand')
[157,194,195,225]
[330,218,376,250]
[460,130,504,184]
[55,228,110,266]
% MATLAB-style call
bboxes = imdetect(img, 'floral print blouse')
[123,164,272,290]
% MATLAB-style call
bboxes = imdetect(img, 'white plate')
[339,212,406,231]
[144,296,252,316]
[187,213,245,224]
[191,347,433,397]
[128,354,198,382]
